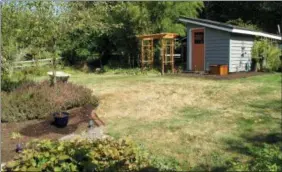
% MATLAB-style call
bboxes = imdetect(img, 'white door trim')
[189,28,192,70]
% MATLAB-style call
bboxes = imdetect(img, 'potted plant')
[53,111,69,128]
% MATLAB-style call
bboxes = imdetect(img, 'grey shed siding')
[186,24,230,71]
[229,34,254,72]
[205,28,230,71]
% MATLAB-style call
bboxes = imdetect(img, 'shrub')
[1,81,99,122]
[252,39,281,71]
[4,138,151,172]
[1,74,35,92]
[228,144,282,171]
[20,66,51,77]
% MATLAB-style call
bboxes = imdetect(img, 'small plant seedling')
[10,132,22,140]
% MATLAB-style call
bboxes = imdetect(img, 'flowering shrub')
[1,81,99,122]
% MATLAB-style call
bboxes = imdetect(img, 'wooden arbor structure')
[137,33,179,74]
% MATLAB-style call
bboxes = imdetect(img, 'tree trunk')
[52,39,57,86]
[128,55,131,68]
[100,52,104,69]
[258,57,264,72]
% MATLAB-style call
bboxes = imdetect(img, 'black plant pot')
[53,112,69,128]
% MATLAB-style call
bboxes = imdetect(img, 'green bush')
[20,66,51,77]
[4,138,151,172]
[1,65,53,92]
[1,81,99,122]
[252,39,281,71]
[228,144,282,171]
[1,74,35,92]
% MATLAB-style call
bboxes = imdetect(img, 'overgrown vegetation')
[102,66,161,75]
[1,75,34,92]
[228,144,282,171]
[252,39,281,71]
[204,2,282,33]
[3,138,170,172]
[1,65,54,92]
[2,1,204,74]
[226,18,260,31]
[1,81,99,122]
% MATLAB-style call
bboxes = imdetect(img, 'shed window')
[194,32,204,44]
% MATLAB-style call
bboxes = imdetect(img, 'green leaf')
[58,155,70,161]
[54,166,62,171]
[57,145,64,151]
[27,167,41,171]
[70,164,77,171]
[31,159,37,167]
[20,166,27,171]
[50,156,56,162]
[44,152,50,157]
[6,161,18,168]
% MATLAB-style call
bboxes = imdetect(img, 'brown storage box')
[209,65,228,75]
[209,65,220,75]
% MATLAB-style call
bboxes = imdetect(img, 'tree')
[60,2,121,66]
[1,1,205,72]
[102,2,204,67]
[226,18,260,31]
[252,39,281,71]
[204,2,282,34]
[145,2,204,35]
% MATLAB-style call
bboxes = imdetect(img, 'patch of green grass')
[237,118,256,132]
[231,73,281,85]
[178,107,219,120]
[249,99,281,113]
[255,85,278,95]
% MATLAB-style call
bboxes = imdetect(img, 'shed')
[178,17,282,73]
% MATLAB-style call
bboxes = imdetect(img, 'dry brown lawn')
[68,73,281,170]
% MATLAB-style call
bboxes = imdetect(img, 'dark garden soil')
[1,105,104,163]
[173,71,270,80]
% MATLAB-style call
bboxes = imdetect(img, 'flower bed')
[1,80,99,122]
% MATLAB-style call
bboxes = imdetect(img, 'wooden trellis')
[140,38,154,69]
[137,33,178,75]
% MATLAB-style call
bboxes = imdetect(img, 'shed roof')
[179,17,282,41]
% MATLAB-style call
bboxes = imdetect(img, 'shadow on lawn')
[192,132,282,172]
[245,132,282,145]
[227,132,282,152]
[138,167,160,172]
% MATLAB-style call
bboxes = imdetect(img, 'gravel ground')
[59,126,108,141]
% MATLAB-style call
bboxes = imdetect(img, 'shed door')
[192,29,205,71]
